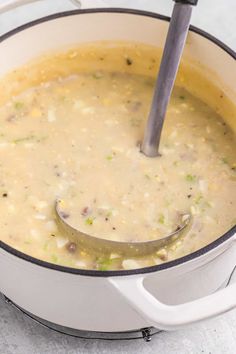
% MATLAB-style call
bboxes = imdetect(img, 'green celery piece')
[158,214,165,224]
[51,254,58,263]
[13,135,35,144]
[194,194,203,205]
[186,174,196,182]
[14,101,24,110]
[97,257,121,271]
[85,217,94,225]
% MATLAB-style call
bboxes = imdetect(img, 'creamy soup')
[0,42,235,270]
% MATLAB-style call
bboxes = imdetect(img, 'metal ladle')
[55,0,198,256]
[141,0,198,156]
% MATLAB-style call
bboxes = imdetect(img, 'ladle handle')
[174,0,198,4]
[141,1,194,157]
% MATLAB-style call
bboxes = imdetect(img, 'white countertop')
[0,1,236,353]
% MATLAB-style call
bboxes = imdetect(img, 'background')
[0,0,236,353]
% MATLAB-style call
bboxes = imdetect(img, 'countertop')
[0,0,236,353]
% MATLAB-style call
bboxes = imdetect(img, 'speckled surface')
[0,0,236,353]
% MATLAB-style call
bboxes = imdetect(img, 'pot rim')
[0,8,235,278]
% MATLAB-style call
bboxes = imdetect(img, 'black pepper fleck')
[126,58,133,66]
[2,193,8,198]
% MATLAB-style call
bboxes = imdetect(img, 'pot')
[0,0,236,333]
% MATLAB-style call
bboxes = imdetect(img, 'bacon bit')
[60,211,70,219]
[66,242,77,253]
[156,249,168,261]
[81,206,91,217]
[6,115,16,122]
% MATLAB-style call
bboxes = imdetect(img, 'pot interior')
[0,9,235,275]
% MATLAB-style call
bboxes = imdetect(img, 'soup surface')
[0,43,235,270]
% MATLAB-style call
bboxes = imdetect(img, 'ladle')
[141,0,198,156]
[55,0,198,256]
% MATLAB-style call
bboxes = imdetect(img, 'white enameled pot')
[0,0,236,333]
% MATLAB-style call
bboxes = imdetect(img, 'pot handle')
[0,0,81,14]
[109,274,236,331]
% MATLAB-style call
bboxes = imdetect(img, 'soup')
[0,42,235,270]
